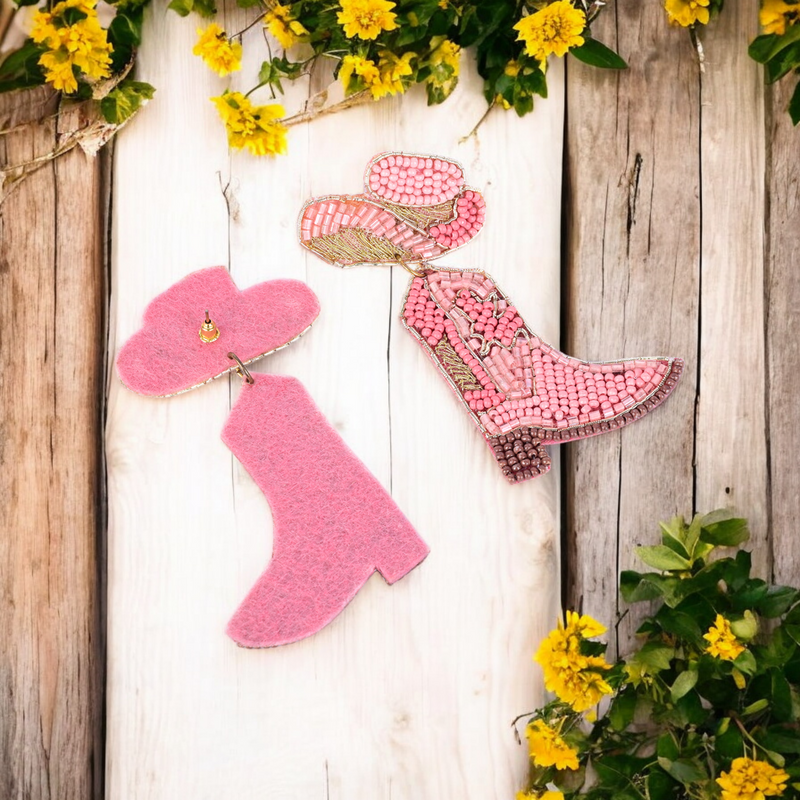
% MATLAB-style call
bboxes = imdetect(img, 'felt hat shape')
[299,153,684,484]
[117,266,429,647]
[117,266,320,396]
[298,152,485,267]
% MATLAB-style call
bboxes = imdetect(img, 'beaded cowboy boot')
[117,267,428,646]
[298,153,683,484]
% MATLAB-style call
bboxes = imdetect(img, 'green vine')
[0,1,797,158]
[517,510,800,800]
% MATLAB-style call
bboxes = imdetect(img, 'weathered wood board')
[0,87,104,800]
[767,74,800,587]
[565,1,785,653]
[105,7,564,797]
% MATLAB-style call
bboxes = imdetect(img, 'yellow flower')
[430,39,460,76]
[534,611,613,712]
[525,720,580,771]
[703,614,746,662]
[211,92,288,156]
[337,0,398,40]
[32,0,112,94]
[264,3,308,49]
[514,1,586,63]
[716,757,789,800]
[193,23,242,77]
[664,0,710,27]
[760,0,800,35]
[372,50,415,98]
[339,54,381,94]
[38,49,79,93]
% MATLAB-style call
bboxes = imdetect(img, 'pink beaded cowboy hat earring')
[298,152,684,484]
[117,267,428,647]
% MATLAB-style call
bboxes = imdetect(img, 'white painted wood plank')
[106,8,564,796]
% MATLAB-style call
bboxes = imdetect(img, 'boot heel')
[374,532,429,585]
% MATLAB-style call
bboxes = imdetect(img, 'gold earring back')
[199,310,220,343]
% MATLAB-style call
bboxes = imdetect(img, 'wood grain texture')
[105,7,564,798]
[0,86,104,800]
[563,3,700,654]
[695,0,769,573]
[766,75,800,586]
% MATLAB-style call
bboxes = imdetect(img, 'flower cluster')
[717,757,789,800]
[664,0,711,28]
[211,91,287,156]
[517,510,800,800]
[181,0,624,157]
[524,721,579,771]
[760,0,800,36]
[193,23,241,76]
[534,611,613,713]
[703,613,746,661]
[264,4,308,50]
[514,1,586,64]
[30,0,112,94]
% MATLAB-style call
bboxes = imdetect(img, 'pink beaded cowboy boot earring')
[298,152,684,484]
[117,267,429,647]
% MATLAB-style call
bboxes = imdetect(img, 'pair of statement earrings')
[117,152,683,648]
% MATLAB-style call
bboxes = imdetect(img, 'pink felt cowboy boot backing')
[117,267,428,647]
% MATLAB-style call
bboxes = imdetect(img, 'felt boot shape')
[222,374,429,648]
[298,153,684,484]
[117,266,428,645]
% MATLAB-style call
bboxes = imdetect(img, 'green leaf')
[620,570,663,603]
[635,545,691,571]
[108,9,144,48]
[670,669,699,702]
[593,754,651,788]
[730,610,759,641]
[636,642,675,671]
[749,25,800,64]
[655,605,705,645]
[684,514,703,559]
[715,724,745,759]
[62,6,88,24]
[167,0,194,16]
[100,80,155,124]
[609,687,638,731]
[0,42,46,92]
[761,726,800,755]
[657,756,707,785]
[759,586,798,618]
[673,689,708,726]
[657,515,691,558]
[750,33,779,63]
[192,0,216,16]
[647,769,677,800]
[790,79,800,126]
[657,732,680,760]
[570,37,627,69]
[13,0,40,6]
[699,510,750,547]
[772,669,794,722]
[766,41,800,82]
[732,578,770,610]
[733,649,757,676]
[742,698,769,716]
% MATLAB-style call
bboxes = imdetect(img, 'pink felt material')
[117,267,320,396]
[222,374,429,648]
